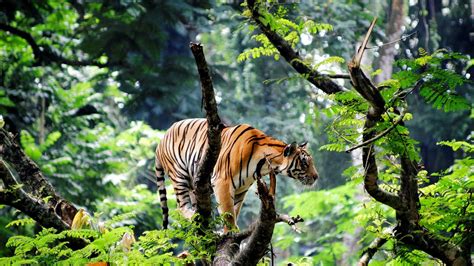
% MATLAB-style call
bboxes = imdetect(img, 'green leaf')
[20,131,42,161]
[40,131,62,152]
[5,218,36,228]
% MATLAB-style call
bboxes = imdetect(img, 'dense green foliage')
[0,0,472,264]
[1,212,221,265]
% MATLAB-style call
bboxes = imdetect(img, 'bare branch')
[276,214,304,233]
[348,18,386,111]
[366,32,417,50]
[353,17,378,67]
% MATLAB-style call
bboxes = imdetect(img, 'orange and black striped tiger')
[155,118,319,230]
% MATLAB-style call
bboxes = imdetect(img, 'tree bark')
[0,129,77,230]
[358,236,388,266]
[190,43,223,232]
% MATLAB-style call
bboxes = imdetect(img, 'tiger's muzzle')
[299,173,318,186]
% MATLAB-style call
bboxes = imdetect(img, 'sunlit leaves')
[393,50,471,112]
[419,154,473,240]
[438,140,474,152]
[237,34,278,62]
[319,143,345,152]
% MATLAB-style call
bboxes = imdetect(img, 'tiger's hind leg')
[170,173,195,219]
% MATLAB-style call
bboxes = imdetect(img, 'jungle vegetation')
[0,0,472,265]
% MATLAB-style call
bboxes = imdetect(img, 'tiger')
[155,118,319,230]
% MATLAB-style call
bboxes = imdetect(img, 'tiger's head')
[282,142,319,186]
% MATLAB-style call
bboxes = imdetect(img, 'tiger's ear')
[299,141,308,149]
[284,142,297,157]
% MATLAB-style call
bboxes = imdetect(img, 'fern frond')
[319,143,346,152]
[437,140,474,152]
[104,212,137,228]
[419,83,470,112]
[5,218,36,228]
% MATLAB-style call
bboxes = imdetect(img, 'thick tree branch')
[231,177,276,265]
[213,169,302,265]
[0,129,77,229]
[327,73,351,79]
[361,117,403,211]
[213,235,241,266]
[190,42,223,229]
[0,23,113,68]
[395,226,470,265]
[246,0,344,94]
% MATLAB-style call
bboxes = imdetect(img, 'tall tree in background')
[374,0,405,84]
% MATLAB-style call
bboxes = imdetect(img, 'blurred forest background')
[0,0,472,264]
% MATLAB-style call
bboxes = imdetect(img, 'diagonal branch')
[0,23,114,68]
[358,236,389,266]
[246,0,344,94]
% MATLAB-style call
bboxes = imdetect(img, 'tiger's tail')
[155,157,169,229]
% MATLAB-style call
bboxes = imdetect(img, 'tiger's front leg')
[214,178,238,232]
